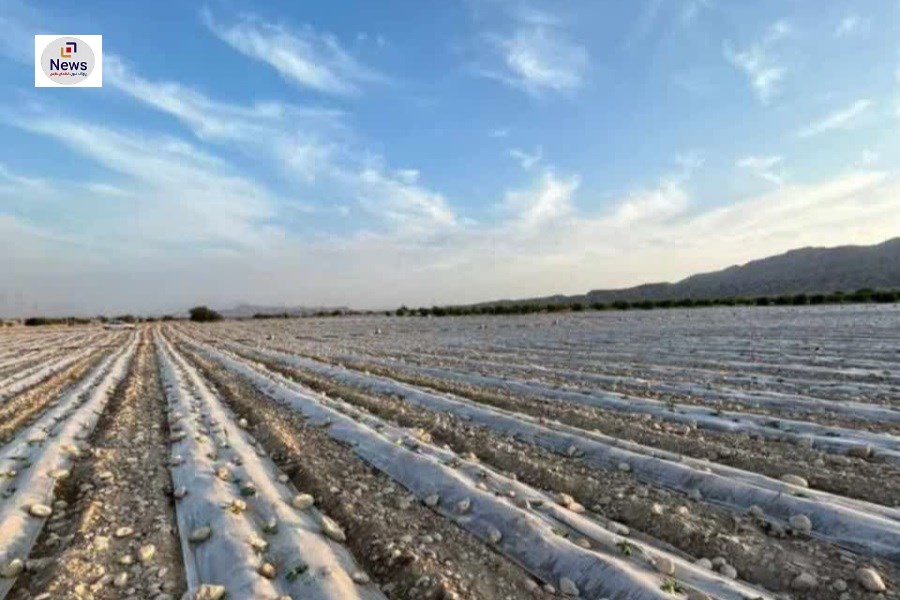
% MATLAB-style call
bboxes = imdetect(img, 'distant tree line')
[12,288,898,326]
[19,314,183,327]
[391,288,900,317]
[23,316,93,326]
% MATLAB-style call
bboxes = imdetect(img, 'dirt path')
[179,341,552,600]
[9,331,185,600]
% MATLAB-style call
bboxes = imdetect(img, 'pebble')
[718,564,737,579]
[487,527,503,544]
[559,577,579,596]
[456,498,471,514]
[0,559,24,578]
[791,572,818,590]
[28,503,53,518]
[291,493,315,510]
[194,584,227,600]
[113,572,129,588]
[780,474,809,488]
[321,516,346,542]
[654,556,675,575]
[424,494,440,508]
[856,567,886,592]
[258,563,276,579]
[138,544,157,563]
[115,526,134,538]
[351,571,371,584]
[789,514,812,534]
[617,462,631,473]
[847,445,872,459]
[189,526,212,543]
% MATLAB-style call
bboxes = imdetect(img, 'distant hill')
[478,237,900,307]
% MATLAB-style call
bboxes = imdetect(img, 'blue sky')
[1,0,899,315]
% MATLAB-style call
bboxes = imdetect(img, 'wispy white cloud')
[797,99,872,137]
[502,171,578,229]
[674,151,704,178]
[0,163,48,190]
[105,56,345,144]
[101,58,454,233]
[489,128,510,138]
[681,0,713,24]
[7,115,283,251]
[834,14,867,38]
[351,167,457,235]
[508,146,543,170]
[627,0,713,47]
[737,155,785,185]
[201,9,384,95]
[609,179,689,226]
[724,20,791,105]
[475,7,588,95]
[857,149,879,167]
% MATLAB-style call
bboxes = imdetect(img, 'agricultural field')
[0,305,897,600]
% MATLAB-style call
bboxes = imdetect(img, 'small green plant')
[660,578,683,594]
[285,562,309,581]
[616,539,634,556]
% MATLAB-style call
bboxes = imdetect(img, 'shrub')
[188,306,223,322]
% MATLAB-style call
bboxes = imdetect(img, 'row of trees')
[17,309,217,327]
[392,288,900,318]
[10,289,898,326]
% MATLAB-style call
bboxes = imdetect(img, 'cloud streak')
[202,9,384,95]
[737,155,785,185]
[102,58,454,234]
[508,146,543,170]
[797,99,872,137]
[475,7,588,95]
[724,20,791,105]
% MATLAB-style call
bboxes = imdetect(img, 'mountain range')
[477,237,900,307]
